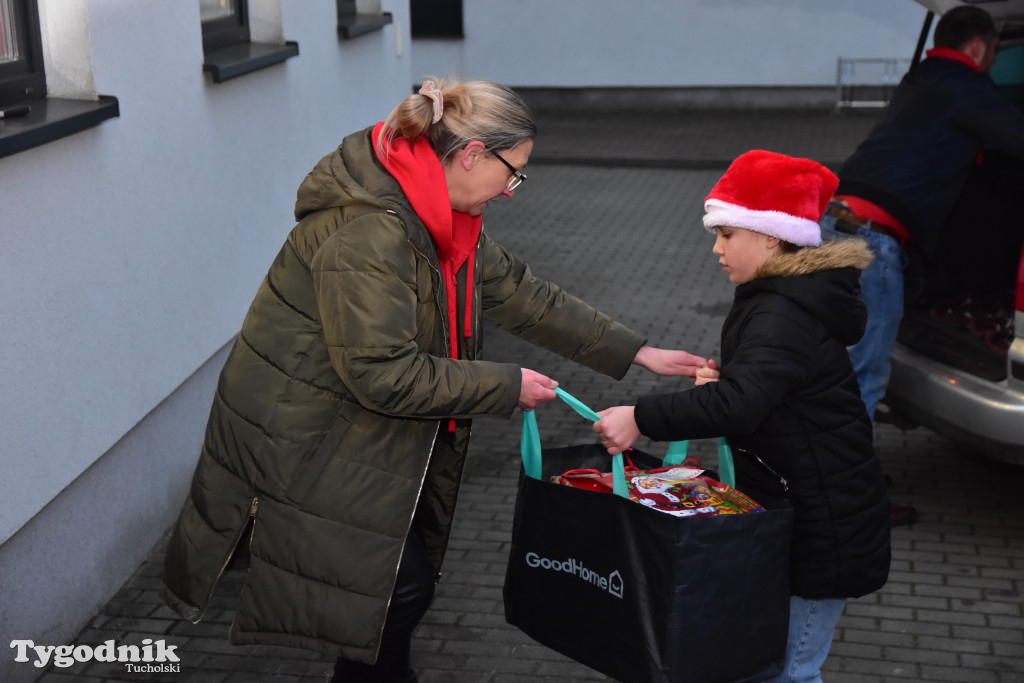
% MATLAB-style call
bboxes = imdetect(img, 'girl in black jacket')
[594,150,891,683]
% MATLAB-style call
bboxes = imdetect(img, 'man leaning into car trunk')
[820,4,1024,526]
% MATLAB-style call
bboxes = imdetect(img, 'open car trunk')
[899,150,1024,383]
[880,0,1024,464]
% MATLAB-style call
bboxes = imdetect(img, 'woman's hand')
[518,368,558,410]
[593,406,641,454]
[694,359,720,386]
[632,346,707,378]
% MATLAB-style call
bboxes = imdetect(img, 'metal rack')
[835,58,911,110]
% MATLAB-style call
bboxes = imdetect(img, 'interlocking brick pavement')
[32,109,1024,682]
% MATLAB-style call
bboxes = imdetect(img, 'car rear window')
[991,44,1024,110]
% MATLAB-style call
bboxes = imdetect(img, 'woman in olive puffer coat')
[161,78,704,682]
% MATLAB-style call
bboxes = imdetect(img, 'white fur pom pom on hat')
[702,150,839,247]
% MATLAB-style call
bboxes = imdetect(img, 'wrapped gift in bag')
[504,388,793,683]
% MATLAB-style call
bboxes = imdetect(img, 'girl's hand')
[695,359,720,386]
[593,406,641,454]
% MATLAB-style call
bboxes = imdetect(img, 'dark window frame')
[0,0,118,160]
[410,0,463,39]
[336,0,393,40]
[201,0,299,83]
[0,0,46,108]
[200,0,249,53]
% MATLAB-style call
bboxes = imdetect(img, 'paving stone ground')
[33,109,1024,682]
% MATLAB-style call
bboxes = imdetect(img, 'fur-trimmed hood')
[755,238,874,279]
[738,238,872,347]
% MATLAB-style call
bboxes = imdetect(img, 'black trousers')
[332,531,435,683]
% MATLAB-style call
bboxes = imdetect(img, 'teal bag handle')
[521,388,737,496]
[715,437,735,488]
[521,388,628,497]
[665,437,735,487]
[550,388,628,497]
[664,439,689,465]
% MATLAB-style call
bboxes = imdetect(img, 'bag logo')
[524,552,623,599]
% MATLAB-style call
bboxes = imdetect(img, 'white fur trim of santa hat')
[703,199,823,247]
[701,149,839,247]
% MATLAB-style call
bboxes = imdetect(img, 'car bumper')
[886,333,1024,463]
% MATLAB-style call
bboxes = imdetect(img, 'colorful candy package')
[555,453,764,517]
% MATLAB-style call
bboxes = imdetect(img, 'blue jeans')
[820,215,906,420]
[762,596,847,683]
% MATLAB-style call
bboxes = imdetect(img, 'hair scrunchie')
[419,80,444,124]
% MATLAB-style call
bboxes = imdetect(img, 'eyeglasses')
[489,150,527,192]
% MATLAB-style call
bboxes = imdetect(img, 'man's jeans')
[762,596,847,683]
[820,214,906,421]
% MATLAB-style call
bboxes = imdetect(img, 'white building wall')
[412,0,927,90]
[0,1,408,679]
[0,0,409,547]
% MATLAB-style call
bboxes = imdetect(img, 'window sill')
[0,95,120,160]
[203,40,300,83]
[338,12,393,40]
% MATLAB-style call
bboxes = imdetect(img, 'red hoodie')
[372,123,482,428]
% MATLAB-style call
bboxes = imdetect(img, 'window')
[410,0,463,39]
[0,0,118,160]
[200,0,248,53]
[990,44,1024,112]
[337,0,393,40]
[0,0,45,110]
[200,0,299,84]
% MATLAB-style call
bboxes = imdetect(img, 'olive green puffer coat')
[161,127,645,662]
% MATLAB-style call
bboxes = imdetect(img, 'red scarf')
[372,123,481,429]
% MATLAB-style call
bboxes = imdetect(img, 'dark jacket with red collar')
[634,240,891,599]
[837,49,1024,257]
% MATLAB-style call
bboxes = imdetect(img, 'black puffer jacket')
[837,53,1024,257]
[634,240,890,599]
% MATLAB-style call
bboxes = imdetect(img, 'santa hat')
[702,150,838,247]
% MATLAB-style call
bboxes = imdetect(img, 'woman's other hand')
[593,406,641,454]
[694,359,720,386]
[518,369,558,410]
[632,346,707,378]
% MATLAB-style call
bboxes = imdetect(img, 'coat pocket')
[283,408,354,504]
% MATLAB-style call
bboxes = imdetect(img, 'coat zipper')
[376,427,440,661]
[192,496,259,624]
[402,236,451,357]
[390,207,481,359]
[747,451,790,494]
[370,210,471,655]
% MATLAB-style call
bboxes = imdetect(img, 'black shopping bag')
[503,389,792,683]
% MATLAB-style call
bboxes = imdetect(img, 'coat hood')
[294,127,402,222]
[743,239,873,346]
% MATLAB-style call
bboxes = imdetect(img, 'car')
[879,0,1024,464]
